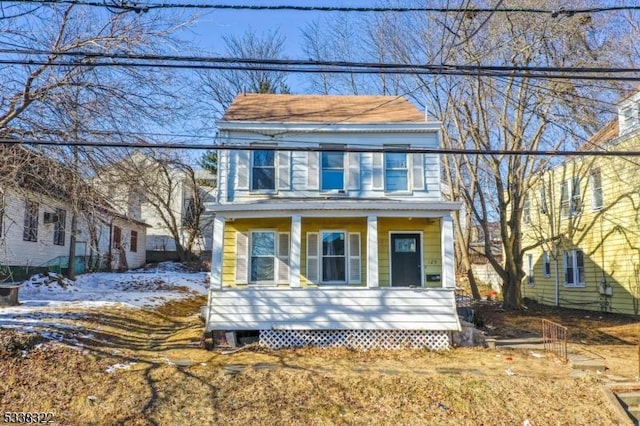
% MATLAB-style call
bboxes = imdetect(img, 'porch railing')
[542,319,568,363]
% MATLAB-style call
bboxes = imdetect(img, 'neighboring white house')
[143,168,216,254]
[0,146,148,281]
[203,94,462,350]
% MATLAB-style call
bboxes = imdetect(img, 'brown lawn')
[0,296,638,425]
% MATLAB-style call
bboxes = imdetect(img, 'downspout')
[554,248,560,307]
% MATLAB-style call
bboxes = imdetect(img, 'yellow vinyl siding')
[377,218,442,287]
[300,218,367,287]
[522,133,640,315]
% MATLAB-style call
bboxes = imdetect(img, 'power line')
[10,1,640,16]
[5,49,640,75]
[2,58,640,81]
[4,136,640,157]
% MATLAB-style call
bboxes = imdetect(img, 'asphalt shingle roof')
[222,94,426,123]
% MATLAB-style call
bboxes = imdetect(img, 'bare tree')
[301,0,635,308]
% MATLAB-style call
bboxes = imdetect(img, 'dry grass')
[1,296,637,425]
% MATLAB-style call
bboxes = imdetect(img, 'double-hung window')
[542,251,551,277]
[322,231,346,283]
[23,200,38,242]
[526,253,535,285]
[591,169,603,210]
[53,208,66,246]
[321,151,344,191]
[385,152,409,192]
[522,195,531,224]
[539,186,548,214]
[564,250,585,287]
[250,231,276,282]
[251,150,275,191]
[560,178,582,218]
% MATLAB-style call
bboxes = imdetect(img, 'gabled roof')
[221,94,426,123]
[579,119,618,151]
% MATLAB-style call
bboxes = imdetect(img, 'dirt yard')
[1,296,638,425]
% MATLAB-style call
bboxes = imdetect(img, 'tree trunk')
[502,275,524,309]
[466,267,482,300]
[68,212,77,280]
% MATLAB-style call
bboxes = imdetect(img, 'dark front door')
[391,233,422,287]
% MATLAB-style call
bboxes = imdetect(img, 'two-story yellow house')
[521,92,640,315]
[203,94,462,349]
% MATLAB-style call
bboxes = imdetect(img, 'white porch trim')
[290,215,302,288]
[210,215,225,289]
[366,215,379,288]
[441,215,455,289]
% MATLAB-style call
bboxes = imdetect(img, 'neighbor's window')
[543,251,551,278]
[385,152,409,192]
[527,253,534,285]
[564,250,585,287]
[250,231,275,282]
[53,208,66,246]
[591,169,603,210]
[251,150,275,191]
[321,151,344,191]
[560,178,582,218]
[130,230,138,253]
[322,231,346,283]
[23,200,39,242]
[539,186,548,214]
[113,226,122,249]
[522,195,531,224]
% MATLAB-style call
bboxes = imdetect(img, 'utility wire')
[4,136,640,157]
[4,49,640,75]
[2,58,640,81]
[10,1,640,16]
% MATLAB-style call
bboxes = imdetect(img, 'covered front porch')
[205,199,462,348]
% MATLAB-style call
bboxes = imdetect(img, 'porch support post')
[441,214,455,289]
[290,214,302,288]
[210,215,225,289]
[367,215,379,288]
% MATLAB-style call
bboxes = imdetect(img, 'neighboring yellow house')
[521,92,640,315]
[204,94,462,349]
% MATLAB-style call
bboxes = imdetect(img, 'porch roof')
[206,198,461,218]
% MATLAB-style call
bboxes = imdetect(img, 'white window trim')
[564,249,586,288]
[320,147,346,193]
[590,169,603,211]
[526,253,534,286]
[250,149,277,193]
[522,195,531,225]
[560,178,582,218]
[539,186,548,214]
[249,229,278,285]
[388,231,424,288]
[542,251,551,278]
[384,150,412,194]
[319,229,348,285]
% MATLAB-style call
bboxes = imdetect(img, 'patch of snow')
[106,362,137,374]
[0,262,208,342]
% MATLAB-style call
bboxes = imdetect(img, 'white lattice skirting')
[259,329,450,351]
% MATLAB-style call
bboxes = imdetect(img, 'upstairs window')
[591,169,603,210]
[251,150,275,191]
[53,208,66,246]
[23,200,38,242]
[522,195,531,224]
[539,186,548,214]
[564,250,585,287]
[560,178,581,218]
[385,152,409,192]
[321,151,344,191]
